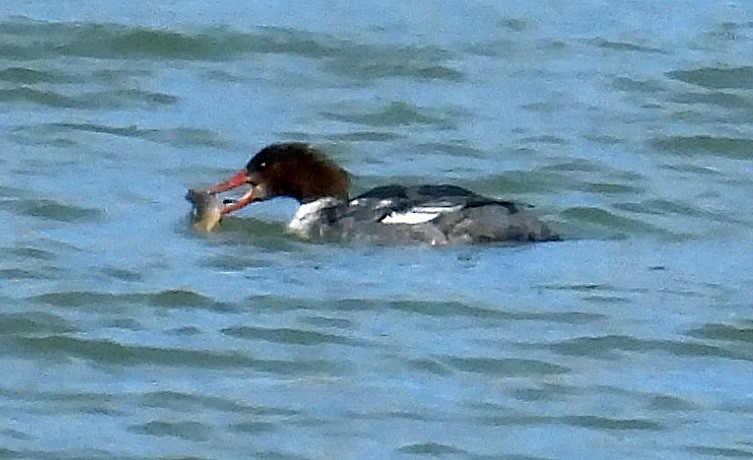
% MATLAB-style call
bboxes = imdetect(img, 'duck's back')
[292,184,558,245]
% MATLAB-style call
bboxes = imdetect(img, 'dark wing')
[350,184,521,224]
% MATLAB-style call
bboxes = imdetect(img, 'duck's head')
[206,142,350,213]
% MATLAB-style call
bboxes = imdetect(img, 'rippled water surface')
[3,2,753,459]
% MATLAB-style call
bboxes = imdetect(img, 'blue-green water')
[2,2,753,459]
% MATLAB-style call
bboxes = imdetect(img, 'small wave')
[561,415,663,431]
[440,356,569,376]
[229,421,278,434]
[685,446,753,458]
[323,46,464,81]
[583,182,643,195]
[463,38,518,57]
[8,335,338,374]
[99,267,144,282]
[473,170,577,195]
[0,87,179,110]
[687,323,753,344]
[1,19,323,61]
[588,38,663,54]
[413,141,488,159]
[0,268,58,280]
[0,87,81,108]
[614,199,701,216]
[39,122,227,148]
[549,334,751,361]
[6,246,57,260]
[1,19,463,82]
[668,66,753,89]
[0,196,103,223]
[0,66,73,84]
[0,312,76,335]
[324,131,402,142]
[397,442,468,456]
[652,135,753,160]
[666,91,753,111]
[221,326,358,346]
[473,413,663,431]
[127,420,210,441]
[561,206,669,238]
[405,358,452,375]
[31,288,235,312]
[613,199,738,225]
[648,395,697,411]
[98,89,180,107]
[138,390,299,415]
[322,101,460,129]
[612,76,666,93]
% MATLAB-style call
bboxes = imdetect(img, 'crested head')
[245,143,350,203]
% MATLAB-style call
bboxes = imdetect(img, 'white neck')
[287,197,340,237]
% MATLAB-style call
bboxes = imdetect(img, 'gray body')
[290,185,559,245]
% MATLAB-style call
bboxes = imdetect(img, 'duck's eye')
[260,162,267,169]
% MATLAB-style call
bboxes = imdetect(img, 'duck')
[196,142,558,245]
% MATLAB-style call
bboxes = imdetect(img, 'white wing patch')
[382,205,463,225]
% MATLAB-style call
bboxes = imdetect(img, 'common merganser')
[198,142,558,245]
